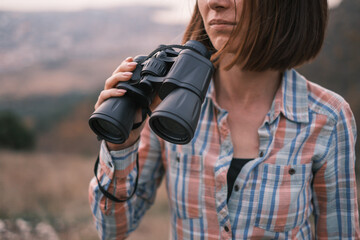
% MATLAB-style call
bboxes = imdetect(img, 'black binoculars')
[89,40,214,145]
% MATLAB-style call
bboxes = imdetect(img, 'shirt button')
[288,168,296,175]
[108,161,113,168]
[234,185,240,192]
[224,226,230,232]
[259,151,264,157]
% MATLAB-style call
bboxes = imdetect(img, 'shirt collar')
[267,69,309,124]
[206,69,309,124]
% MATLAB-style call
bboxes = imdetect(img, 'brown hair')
[182,0,328,71]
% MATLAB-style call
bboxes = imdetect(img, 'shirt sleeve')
[89,121,166,240]
[312,102,360,239]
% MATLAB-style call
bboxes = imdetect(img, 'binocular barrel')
[89,40,214,145]
[89,95,137,144]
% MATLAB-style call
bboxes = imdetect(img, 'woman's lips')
[209,19,236,30]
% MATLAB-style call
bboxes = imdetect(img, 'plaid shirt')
[89,69,360,239]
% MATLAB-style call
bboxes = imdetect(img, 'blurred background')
[0,0,358,239]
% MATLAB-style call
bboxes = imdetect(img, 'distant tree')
[0,111,35,150]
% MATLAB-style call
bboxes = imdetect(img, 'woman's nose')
[207,0,232,10]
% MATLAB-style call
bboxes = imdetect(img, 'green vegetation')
[0,111,35,150]
[0,93,87,133]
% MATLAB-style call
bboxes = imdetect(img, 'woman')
[89,0,360,239]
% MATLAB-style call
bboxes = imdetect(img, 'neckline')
[232,158,254,161]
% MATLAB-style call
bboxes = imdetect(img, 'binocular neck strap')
[94,154,139,203]
[143,44,204,63]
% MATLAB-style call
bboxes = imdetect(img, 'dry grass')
[0,151,170,240]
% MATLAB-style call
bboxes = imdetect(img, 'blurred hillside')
[0,6,180,239]
[0,6,183,74]
[0,5,185,155]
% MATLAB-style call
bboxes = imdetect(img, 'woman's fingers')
[112,57,138,75]
[96,56,139,109]
[94,88,127,110]
[104,57,138,89]
[104,71,133,90]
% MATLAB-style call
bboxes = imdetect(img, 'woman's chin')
[211,36,230,51]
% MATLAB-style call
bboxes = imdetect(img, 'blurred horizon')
[1,0,196,25]
[0,0,343,11]
[0,0,343,24]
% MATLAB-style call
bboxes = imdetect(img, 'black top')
[227,158,253,202]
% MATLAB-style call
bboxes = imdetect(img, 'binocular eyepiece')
[89,40,214,145]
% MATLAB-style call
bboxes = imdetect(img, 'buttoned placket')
[208,78,280,238]
[214,107,233,239]
[214,108,279,238]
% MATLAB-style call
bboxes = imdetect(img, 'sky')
[0,0,343,24]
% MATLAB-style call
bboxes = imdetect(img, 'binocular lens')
[94,119,122,137]
[89,117,127,144]
[89,96,137,144]
[151,117,189,143]
[149,88,202,144]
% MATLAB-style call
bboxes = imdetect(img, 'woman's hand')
[95,57,137,110]
[94,57,143,151]
[94,57,162,151]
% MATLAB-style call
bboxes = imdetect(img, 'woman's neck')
[213,60,282,110]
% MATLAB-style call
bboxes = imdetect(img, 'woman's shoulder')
[304,76,353,122]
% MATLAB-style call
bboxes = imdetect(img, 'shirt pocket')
[168,152,203,219]
[254,163,312,232]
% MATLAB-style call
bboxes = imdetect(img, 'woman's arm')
[312,102,360,239]
[88,56,165,239]
[89,121,165,239]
